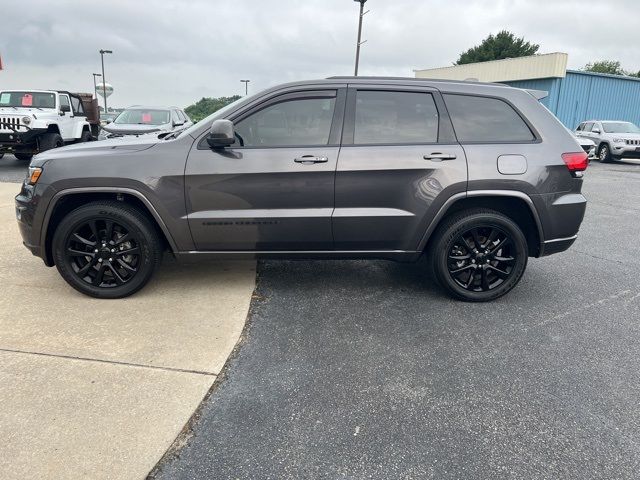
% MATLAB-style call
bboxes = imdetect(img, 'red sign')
[21,94,33,106]
[141,113,152,123]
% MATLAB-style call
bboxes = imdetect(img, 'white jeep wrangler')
[0,90,99,161]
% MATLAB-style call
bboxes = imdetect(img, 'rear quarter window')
[443,94,535,143]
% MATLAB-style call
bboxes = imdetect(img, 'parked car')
[0,90,99,161]
[570,129,596,159]
[98,106,192,139]
[99,112,118,126]
[576,120,640,163]
[16,77,588,301]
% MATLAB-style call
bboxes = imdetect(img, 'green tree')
[584,60,629,76]
[455,31,539,65]
[185,95,242,122]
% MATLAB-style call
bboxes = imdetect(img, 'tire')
[598,144,612,163]
[79,129,92,143]
[427,208,528,302]
[13,152,33,161]
[52,201,162,299]
[39,132,64,152]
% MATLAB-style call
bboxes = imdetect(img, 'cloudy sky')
[1,0,638,108]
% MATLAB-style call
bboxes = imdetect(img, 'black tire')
[427,208,528,302]
[52,201,162,298]
[39,132,64,152]
[13,152,33,161]
[79,129,92,143]
[598,144,612,163]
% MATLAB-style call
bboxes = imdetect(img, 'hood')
[0,106,57,117]
[30,135,160,167]
[102,123,167,136]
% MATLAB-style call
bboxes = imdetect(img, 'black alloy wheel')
[428,209,528,302]
[53,201,162,298]
[447,226,516,292]
[64,218,141,288]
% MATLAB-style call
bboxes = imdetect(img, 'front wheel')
[52,201,162,298]
[598,144,612,163]
[13,151,33,161]
[428,209,528,302]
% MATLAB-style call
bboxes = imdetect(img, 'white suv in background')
[576,120,640,163]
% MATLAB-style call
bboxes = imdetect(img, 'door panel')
[185,88,345,251]
[185,146,338,250]
[334,86,467,251]
[334,144,467,250]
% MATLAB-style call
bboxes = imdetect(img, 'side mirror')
[207,119,235,148]
[106,118,113,124]
[60,104,71,113]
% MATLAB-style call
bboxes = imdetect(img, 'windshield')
[0,91,56,108]
[114,109,170,126]
[602,122,640,134]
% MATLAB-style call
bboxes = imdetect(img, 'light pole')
[99,49,113,113]
[92,73,102,101]
[240,79,250,96]
[353,0,368,76]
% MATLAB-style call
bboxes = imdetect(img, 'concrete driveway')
[0,182,256,479]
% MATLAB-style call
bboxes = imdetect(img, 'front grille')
[625,139,640,145]
[0,116,24,132]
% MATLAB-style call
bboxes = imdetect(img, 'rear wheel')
[79,129,92,143]
[52,201,162,298]
[428,209,528,302]
[598,144,612,163]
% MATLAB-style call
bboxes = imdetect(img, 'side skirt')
[174,250,422,263]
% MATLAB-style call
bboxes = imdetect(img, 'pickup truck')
[0,90,99,161]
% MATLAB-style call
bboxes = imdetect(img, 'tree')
[584,60,632,76]
[455,31,539,65]
[185,95,242,122]
[584,60,626,75]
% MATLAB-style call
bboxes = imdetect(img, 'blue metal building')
[415,53,640,129]
[505,71,640,129]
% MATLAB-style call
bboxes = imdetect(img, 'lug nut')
[98,258,103,263]
[108,257,113,262]
[94,249,98,253]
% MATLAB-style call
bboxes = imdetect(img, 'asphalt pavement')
[152,161,640,480]
[0,154,29,183]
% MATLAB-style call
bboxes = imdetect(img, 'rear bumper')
[539,235,577,256]
[533,192,587,257]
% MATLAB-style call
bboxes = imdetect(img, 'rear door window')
[443,94,535,143]
[354,90,439,144]
[583,123,593,132]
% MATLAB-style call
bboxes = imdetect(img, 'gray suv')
[576,120,640,162]
[15,77,588,301]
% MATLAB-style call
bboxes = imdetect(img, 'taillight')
[562,152,588,173]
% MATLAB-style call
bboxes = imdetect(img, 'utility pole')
[240,79,250,96]
[99,49,113,112]
[92,73,102,100]
[353,0,368,76]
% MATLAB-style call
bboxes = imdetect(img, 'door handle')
[424,153,457,161]
[294,155,328,164]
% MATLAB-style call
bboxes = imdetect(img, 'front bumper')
[15,180,54,264]
[0,127,46,153]
[611,143,640,158]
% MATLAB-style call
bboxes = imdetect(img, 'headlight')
[613,138,624,143]
[27,167,42,185]
[22,116,32,125]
